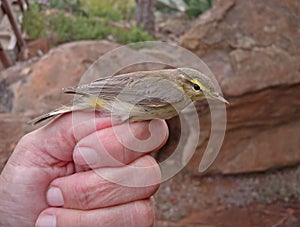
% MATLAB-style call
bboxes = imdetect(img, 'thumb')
[12,112,114,166]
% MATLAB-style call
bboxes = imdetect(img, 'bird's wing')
[64,72,187,107]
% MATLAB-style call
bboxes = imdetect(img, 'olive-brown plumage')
[29,68,228,125]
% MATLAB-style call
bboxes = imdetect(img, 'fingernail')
[47,187,64,207]
[36,215,56,227]
[77,147,98,165]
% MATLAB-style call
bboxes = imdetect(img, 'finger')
[36,200,154,227]
[12,112,114,166]
[46,156,161,210]
[73,119,169,168]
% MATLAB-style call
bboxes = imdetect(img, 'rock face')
[158,203,300,226]
[12,41,120,116]
[180,0,300,174]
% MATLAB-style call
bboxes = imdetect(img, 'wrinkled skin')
[0,112,168,227]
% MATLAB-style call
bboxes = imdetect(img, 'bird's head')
[178,68,229,104]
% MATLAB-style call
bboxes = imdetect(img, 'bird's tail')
[28,105,75,125]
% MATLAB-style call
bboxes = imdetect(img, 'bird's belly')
[129,105,178,121]
[129,100,192,121]
[95,98,192,122]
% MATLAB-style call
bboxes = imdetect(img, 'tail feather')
[28,105,74,125]
[62,87,89,96]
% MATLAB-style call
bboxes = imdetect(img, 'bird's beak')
[210,93,230,104]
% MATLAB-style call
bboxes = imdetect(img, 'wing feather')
[63,70,186,107]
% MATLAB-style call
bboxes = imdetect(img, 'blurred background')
[0,0,299,226]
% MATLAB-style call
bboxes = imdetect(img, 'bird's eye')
[193,84,201,91]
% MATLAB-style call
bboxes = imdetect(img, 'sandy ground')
[155,164,300,222]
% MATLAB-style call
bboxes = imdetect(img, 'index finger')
[73,119,169,168]
[27,112,168,166]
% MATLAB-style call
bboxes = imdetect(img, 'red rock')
[172,203,300,227]
[0,114,30,171]
[179,0,300,174]
[12,41,120,116]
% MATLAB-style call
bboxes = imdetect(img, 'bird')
[29,68,229,125]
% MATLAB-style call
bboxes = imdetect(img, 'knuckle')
[73,183,93,210]
[15,132,42,156]
[17,132,34,148]
[142,156,162,183]
[127,155,162,188]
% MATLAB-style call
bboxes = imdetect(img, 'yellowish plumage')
[87,97,107,109]
[29,68,228,125]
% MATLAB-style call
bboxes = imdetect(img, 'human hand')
[0,112,168,226]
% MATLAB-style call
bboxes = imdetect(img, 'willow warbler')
[30,68,228,125]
